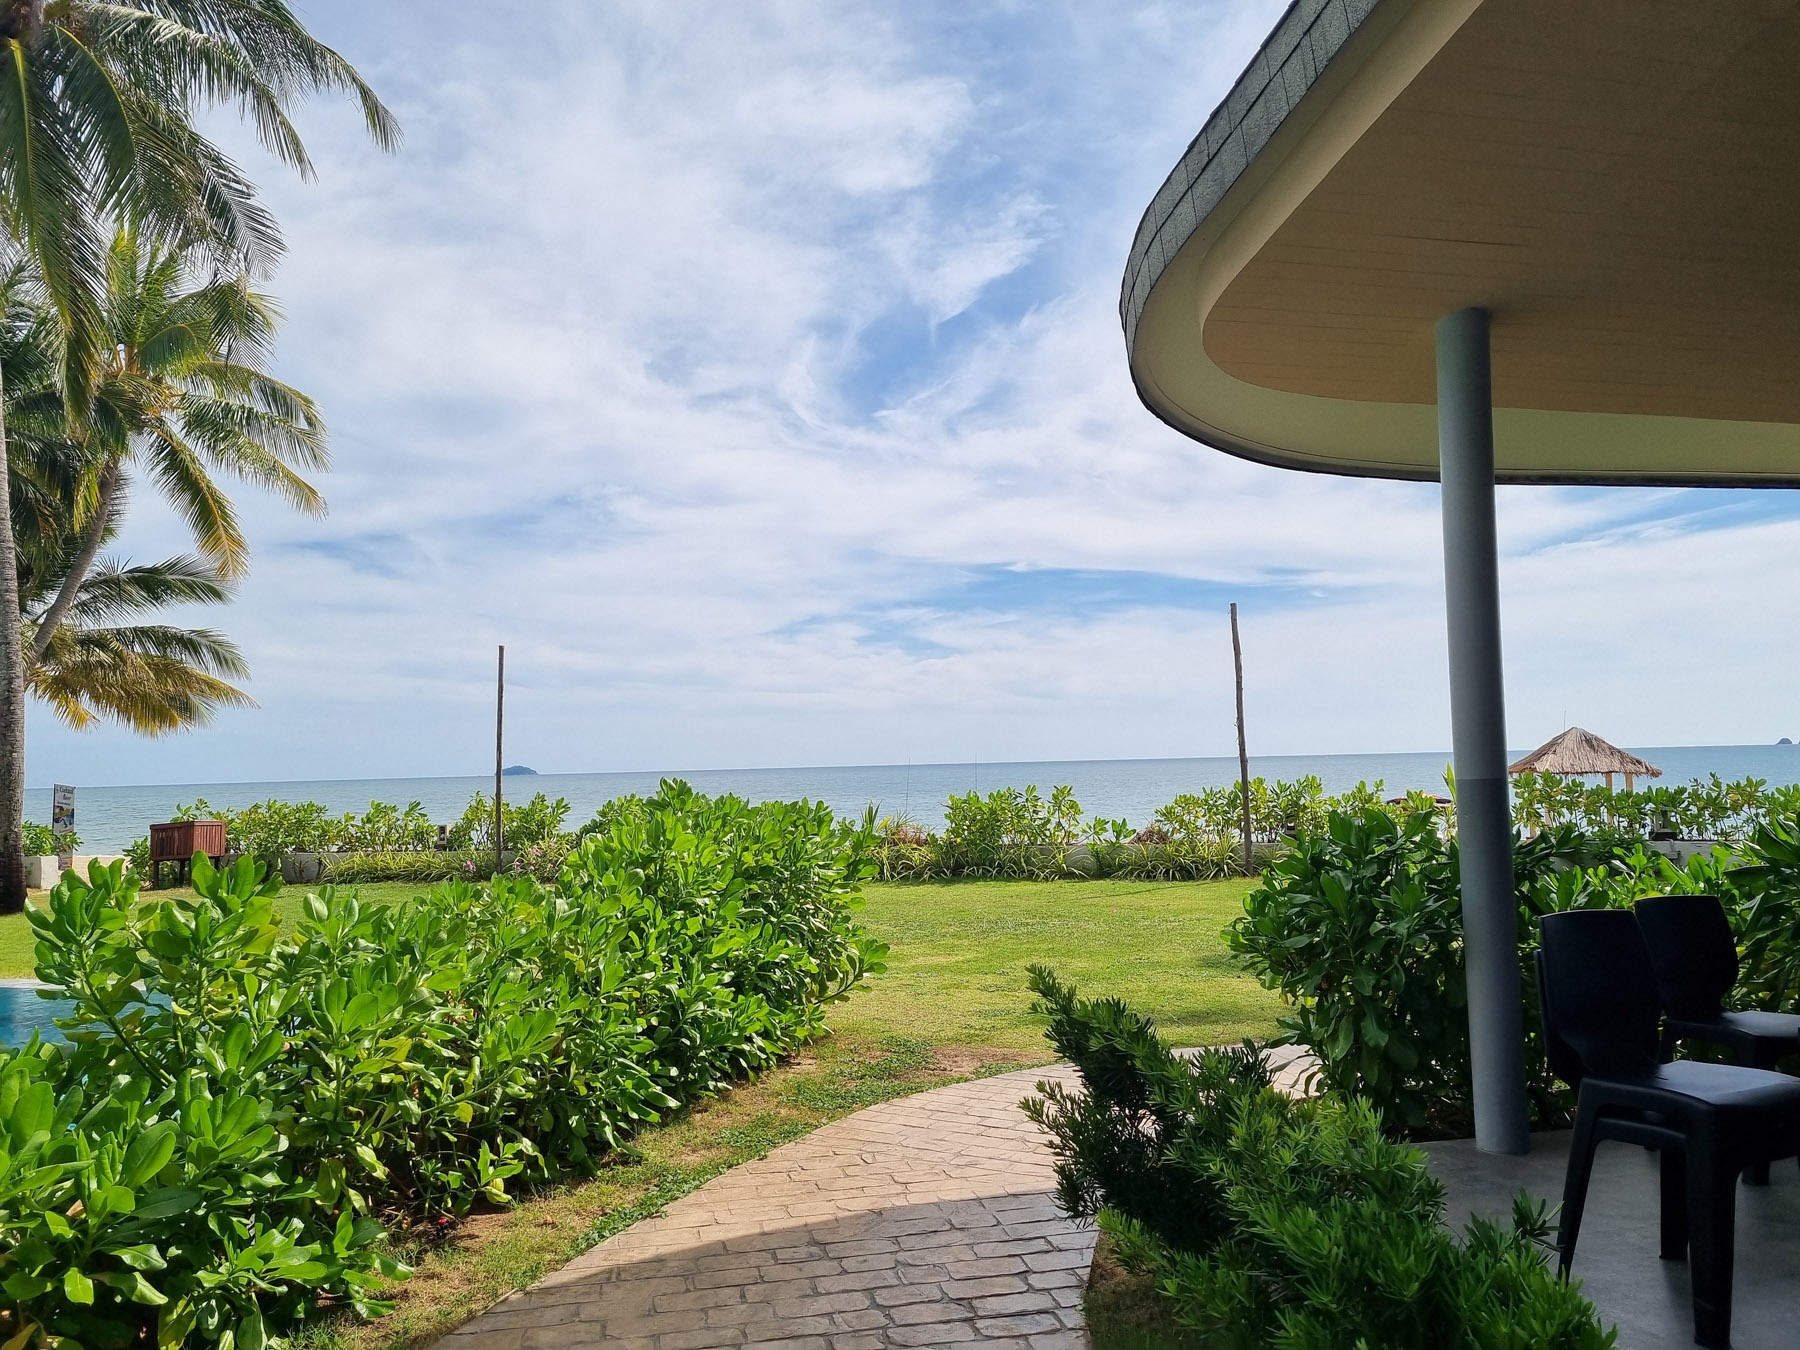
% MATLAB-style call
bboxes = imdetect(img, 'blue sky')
[24,0,1800,787]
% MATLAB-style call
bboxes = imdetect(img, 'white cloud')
[25,0,1800,792]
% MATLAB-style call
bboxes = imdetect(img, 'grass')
[1084,1235,1212,1350]
[840,876,1276,1055]
[3,873,1281,1348]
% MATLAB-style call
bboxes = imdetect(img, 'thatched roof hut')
[1508,727,1661,790]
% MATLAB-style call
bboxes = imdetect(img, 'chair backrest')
[1537,910,1662,1081]
[1633,894,1737,1022]
[1533,948,1586,1088]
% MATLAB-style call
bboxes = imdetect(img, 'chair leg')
[1658,1141,1688,1260]
[1558,1097,1603,1274]
[1734,1042,1780,1187]
[1686,1145,1738,1350]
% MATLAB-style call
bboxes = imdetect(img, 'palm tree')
[0,1,396,908]
[19,520,254,734]
[28,229,328,664]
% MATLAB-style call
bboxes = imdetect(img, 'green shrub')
[20,821,79,855]
[1023,967,1615,1350]
[174,797,348,866]
[508,836,574,881]
[575,793,647,840]
[1511,771,1800,842]
[341,799,434,851]
[446,790,570,852]
[869,779,1429,882]
[1228,806,1800,1135]
[1721,814,1800,1010]
[1227,811,1629,1135]
[6,781,885,1346]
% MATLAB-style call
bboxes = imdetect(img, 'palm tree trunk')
[28,458,117,665]
[0,355,29,913]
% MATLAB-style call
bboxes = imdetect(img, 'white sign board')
[51,783,75,865]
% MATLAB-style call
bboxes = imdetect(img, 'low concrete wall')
[25,855,127,888]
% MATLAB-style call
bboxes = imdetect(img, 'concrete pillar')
[1436,307,1530,1155]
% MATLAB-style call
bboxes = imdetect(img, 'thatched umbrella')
[1508,727,1662,793]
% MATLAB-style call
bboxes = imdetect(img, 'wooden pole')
[494,645,505,873]
[1230,604,1253,874]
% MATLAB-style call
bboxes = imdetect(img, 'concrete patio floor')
[1426,1132,1800,1350]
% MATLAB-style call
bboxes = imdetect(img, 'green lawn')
[842,877,1277,1054]
[4,872,1276,1348]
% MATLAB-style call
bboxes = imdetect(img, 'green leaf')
[133,1186,203,1219]
[122,1121,178,1188]
[64,1267,95,1304]
[2,1273,53,1302]
[107,1243,168,1271]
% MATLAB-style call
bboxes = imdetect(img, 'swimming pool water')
[0,981,77,1046]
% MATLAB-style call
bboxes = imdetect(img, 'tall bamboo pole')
[494,645,505,873]
[1230,604,1252,874]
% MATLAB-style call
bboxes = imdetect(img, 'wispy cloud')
[26,0,1800,788]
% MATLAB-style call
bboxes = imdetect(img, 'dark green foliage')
[1228,807,1800,1135]
[1227,811,1471,1133]
[1024,968,1615,1350]
[1227,811,1629,1134]
[1024,966,1270,1253]
[2,781,885,1346]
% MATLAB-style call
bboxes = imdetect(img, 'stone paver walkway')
[438,1049,1314,1350]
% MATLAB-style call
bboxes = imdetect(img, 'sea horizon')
[25,742,1800,852]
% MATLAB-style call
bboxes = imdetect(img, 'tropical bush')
[1023,968,1614,1349]
[339,801,435,852]
[575,794,648,840]
[173,798,345,866]
[508,836,575,882]
[1512,771,1800,842]
[445,791,570,852]
[1228,807,1800,1136]
[2,781,885,1347]
[170,799,438,866]
[19,822,79,855]
[872,779,1434,882]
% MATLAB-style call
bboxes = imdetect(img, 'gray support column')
[1436,307,1530,1156]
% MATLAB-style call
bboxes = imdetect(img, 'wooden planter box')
[148,820,227,885]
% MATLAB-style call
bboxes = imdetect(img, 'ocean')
[24,744,1800,852]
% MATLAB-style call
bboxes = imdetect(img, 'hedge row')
[0,781,885,1348]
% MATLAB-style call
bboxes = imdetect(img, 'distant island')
[502,765,539,776]
[1780,738,1794,746]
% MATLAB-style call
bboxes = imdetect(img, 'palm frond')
[141,419,248,572]
[64,552,234,619]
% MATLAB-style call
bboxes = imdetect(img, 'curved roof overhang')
[1122,0,1800,486]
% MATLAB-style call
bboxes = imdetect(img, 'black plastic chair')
[1635,894,1800,1187]
[1537,909,1800,1348]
